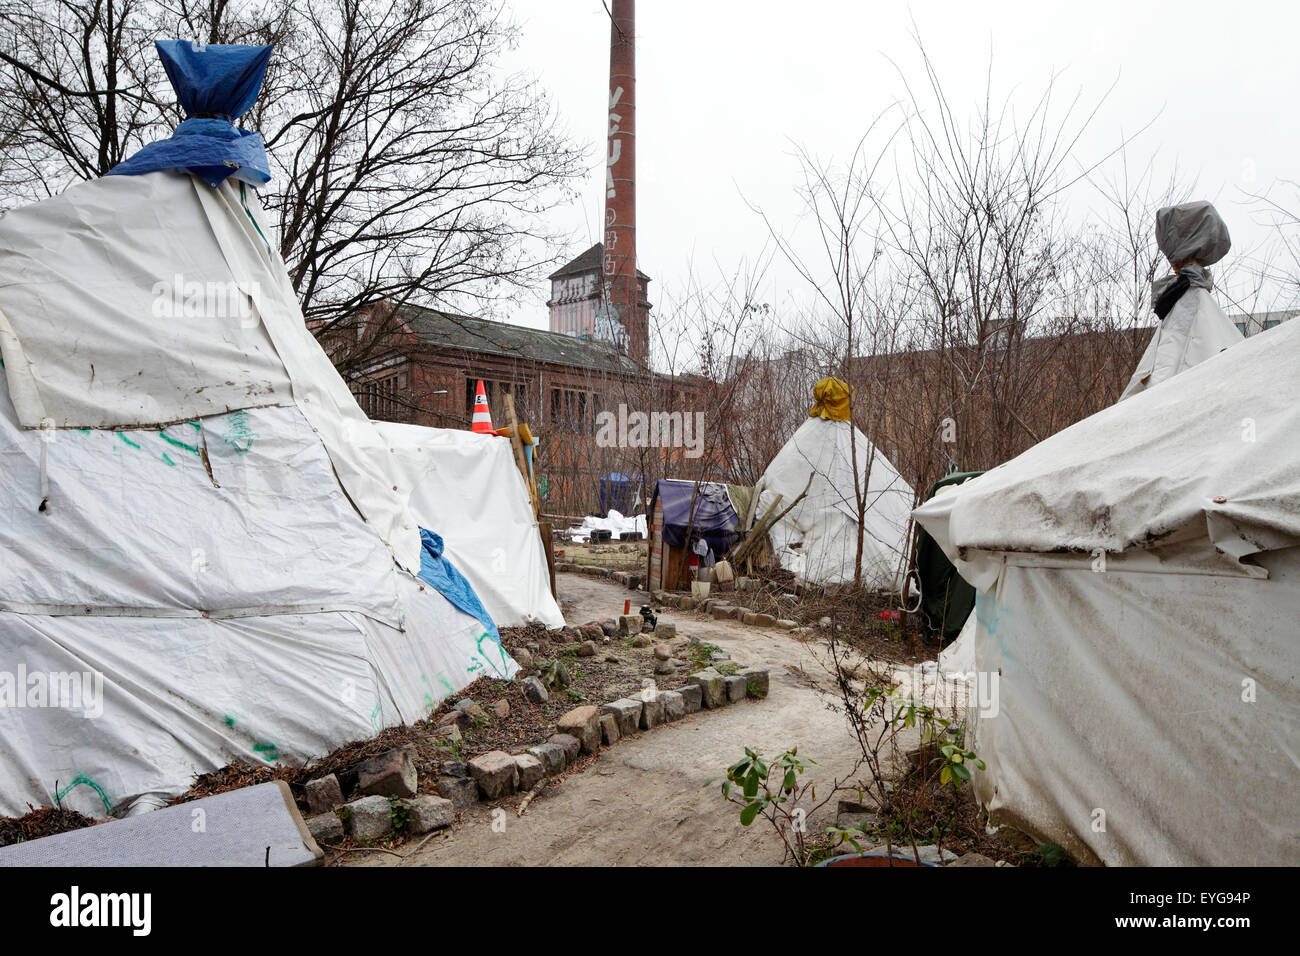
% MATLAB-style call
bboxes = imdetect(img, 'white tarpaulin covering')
[1120,200,1243,401]
[754,418,915,588]
[374,421,564,629]
[913,317,1300,866]
[1119,284,1242,401]
[0,171,515,819]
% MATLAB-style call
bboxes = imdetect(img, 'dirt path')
[349,574,901,867]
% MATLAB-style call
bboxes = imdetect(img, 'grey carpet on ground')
[0,781,322,867]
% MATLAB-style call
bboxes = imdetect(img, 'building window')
[468,378,534,424]
[355,371,406,420]
[1235,322,1248,336]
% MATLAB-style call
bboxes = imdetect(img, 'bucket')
[691,580,711,600]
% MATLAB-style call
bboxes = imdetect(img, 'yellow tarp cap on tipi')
[809,377,852,421]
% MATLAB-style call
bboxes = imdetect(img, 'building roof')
[548,242,651,282]
[400,303,643,375]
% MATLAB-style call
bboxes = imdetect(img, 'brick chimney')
[603,0,646,365]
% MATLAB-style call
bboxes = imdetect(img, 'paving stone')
[619,614,644,635]
[678,683,703,713]
[514,754,545,790]
[578,640,598,657]
[741,612,761,625]
[949,852,999,867]
[520,675,549,704]
[655,621,677,639]
[914,845,960,865]
[403,795,454,834]
[751,613,776,627]
[556,705,602,754]
[436,709,472,732]
[741,668,770,698]
[639,694,665,729]
[306,811,343,845]
[725,674,747,703]
[710,604,735,620]
[512,647,533,667]
[631,634,653,647]
[441,760,467,778]
[432,722,462,744]
[305,773,344,815]
[653,643,672,660]
[679,598,698,611]
[468,750,519,800]
[654,658,677,675]
[344,795,393,842]
[528,742,567,775]
[435,775,478,810]
[549,733,582,765]
[599,713,620,746]
[601,698,643,736]
[776,619,798,630]
[599,620,619,636]
[688,668,726,708]
[494,699,510,718]
[357,748,418,798]
[660,690,685,722]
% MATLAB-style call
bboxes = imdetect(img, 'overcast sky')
[502,0,1300,330]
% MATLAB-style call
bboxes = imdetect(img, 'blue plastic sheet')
[652,479,742,555]
[416,528,500,643]
[109,41,273,188]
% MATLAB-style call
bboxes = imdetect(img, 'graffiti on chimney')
[607,86,624,200]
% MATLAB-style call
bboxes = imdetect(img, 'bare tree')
[0,0,584,373]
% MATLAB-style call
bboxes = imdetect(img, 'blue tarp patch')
[416,528,500,643]
[108,41,273,188]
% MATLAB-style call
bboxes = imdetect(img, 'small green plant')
[434,737,465,763]
[1034,841,1066,867]
[565,687,587,702]
[716,746,841,867]
[388,795,409,833]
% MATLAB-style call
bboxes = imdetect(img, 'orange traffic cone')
[470,380,495,434]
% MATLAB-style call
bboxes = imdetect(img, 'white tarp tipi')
[375,421,564,629]
[0,43,515,819]
[914,313,1300,866]
[754,381,915,589]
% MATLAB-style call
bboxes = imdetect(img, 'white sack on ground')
[566,509,647,543]
[913,318,1300,866]
[754,418,915,588]
[375,421,564,629]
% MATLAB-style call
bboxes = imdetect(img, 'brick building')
[546,242,652,349]
[330,301,702,515]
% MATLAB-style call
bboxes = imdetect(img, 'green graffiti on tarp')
[116,432,141,450]
[161,452,176,466]
[252,740,279,763]
[55,775,113,815]
[474,632,511,678]
[158,425,200,457]
[220,410,255,455]
[370,701,382,731]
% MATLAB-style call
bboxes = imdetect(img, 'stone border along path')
[343,571,929,866]
[303,638,771,852]
[553,560,810,634]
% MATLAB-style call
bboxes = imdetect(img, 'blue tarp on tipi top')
[109,40,273,188]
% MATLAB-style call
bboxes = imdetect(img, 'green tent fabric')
[915,471,983,642]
